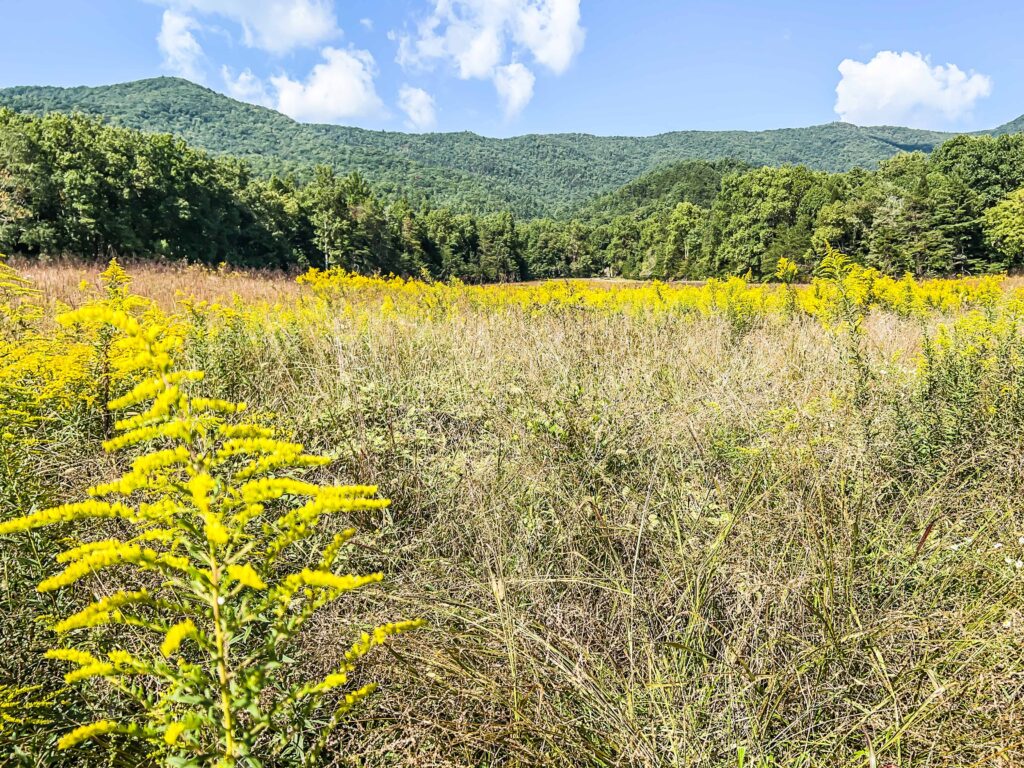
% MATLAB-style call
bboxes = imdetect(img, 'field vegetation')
[3,105,1024,282]
[2,256,1023,766]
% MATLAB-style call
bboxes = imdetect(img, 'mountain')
[1,77,1020,218]
[993,114,1024,136]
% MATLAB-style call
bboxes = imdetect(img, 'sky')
[1,0,1023,138]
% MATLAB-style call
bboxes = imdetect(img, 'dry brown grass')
[11,258,300,310]
[171,285,1022,767]
[6,262,1024,767]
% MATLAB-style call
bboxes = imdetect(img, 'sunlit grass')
[2,258,1023,766]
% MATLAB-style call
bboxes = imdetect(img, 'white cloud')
[221,66,273,107]
[397,0,584,117]
[398,85,437,130]
[271,47,385,123]
[158,0,339,54]
[360,17,374,31]
[510,0,583,74]
[152,1,387,126]
[157,10,206,82]
[835,51,992,127]
[493,62,535,118]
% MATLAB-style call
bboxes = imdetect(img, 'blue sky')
[1,1,1022,137]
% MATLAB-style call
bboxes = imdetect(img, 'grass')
[12,258,303,310]
[2,260,1024,766]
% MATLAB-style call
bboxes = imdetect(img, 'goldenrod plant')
[295,262,1009,326]
[0,255,43,425]
[0,256,46,508]
[0,684,55,738]
[773,257,800,315]
[7,258,1024,766]
[0,301,423,766]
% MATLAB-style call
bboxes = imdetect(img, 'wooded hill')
[4,76,1020,218]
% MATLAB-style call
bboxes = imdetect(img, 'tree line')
[2,108,1023,281]
[5,77,985,218]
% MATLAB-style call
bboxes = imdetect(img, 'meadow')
[2,255,1023,767]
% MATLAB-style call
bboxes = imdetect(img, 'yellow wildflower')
[226,563,267,590]
[161,619,198,658]
[57,719,124,750]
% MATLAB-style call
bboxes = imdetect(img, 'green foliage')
[0,77,1004,218]
[0,108,298,267]
[0,301,422,766]
[705,165,822,277]
[983,187,1024,263]
[2,77,1024,281]
[574,158,748,222]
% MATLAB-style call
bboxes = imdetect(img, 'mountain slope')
[993,114,1024,136]
[1,77,1020,217]
[575,158,751,221]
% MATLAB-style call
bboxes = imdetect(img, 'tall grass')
[3,261,1023,766]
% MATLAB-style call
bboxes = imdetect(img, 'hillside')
[574,158,751,221]
[1,77,1020,218]
[993,113,1024,136]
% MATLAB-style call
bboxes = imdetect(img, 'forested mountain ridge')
[3,106,1024,282]
[3,77,1019,217]
[994,114,1024,136]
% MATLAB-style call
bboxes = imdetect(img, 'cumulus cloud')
[398,85,437,130]
[397,0,584,118]
[152,1,388,125]
[157,0,339,54]
[510,0,583,74]
[157,10,206,82]
[493,62,535,118]
[270,47,385,123]
[221,66,273,107]
[835,51,992,127]
[217,49,385,123]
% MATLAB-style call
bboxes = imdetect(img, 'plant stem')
[209,554,236,763]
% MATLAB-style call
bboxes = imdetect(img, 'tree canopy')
[5,77,1015,219]
[2,106,1024,282]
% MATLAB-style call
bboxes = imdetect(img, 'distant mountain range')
[1,77,1021,218]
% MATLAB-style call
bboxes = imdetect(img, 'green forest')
[9,77,1024,217]
[2,98,1024,280]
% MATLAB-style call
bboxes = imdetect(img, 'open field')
[12,259,306,309]
[2,259,1024,767]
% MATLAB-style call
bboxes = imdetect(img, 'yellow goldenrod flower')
[333,682,378,717]
[217,423,276,439]
[344,619,427,663]
[191,397,246,415]
[45,648,100,667]
[161,620,198,658]
[2,263,421,759]
[38,545,189,593]
[164,720,190,745]
[282,569,383,595]
[226,563,267,590]
[238,477,322,503]
[53,589,150,633]
[57,719,125,750]
[64,662,116,684]
[58,306,142,338]
[0,501,135,535]
[107,371,203,411]
[187,472,216,516]
[319,528,358,569]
